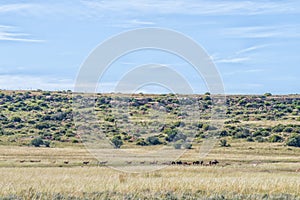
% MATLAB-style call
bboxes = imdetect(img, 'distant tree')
[204,96,211,101]
[264,93,272,97]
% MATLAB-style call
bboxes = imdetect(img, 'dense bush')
[30,137,44,147]
[255,136,266,143]
[286,133,300,147]
[173,142,182,149]
[111,136,123,148]
[11,116,21,122]
[35,123,50,130]
[269,134,283,143]
[136,138,147,146]
[146,136,161,145]
[183,142,192,149]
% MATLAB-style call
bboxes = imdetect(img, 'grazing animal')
[140,161,146,165]
[176,161,182,165]
[149,161,158,165]
[125,161,132,164]
[64,161,69,164]
[83,161,89,165]
[30,160,41,163]
[193,161,199,165]
[193,161,203,165]
[185,162,192,165]
[19,160,25,163]
[98,161,108,165]
[210,160,219,165]
[171,161,176,165]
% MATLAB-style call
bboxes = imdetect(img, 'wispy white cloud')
[223,25,300,38]
[0,3,36,13]
[215,57,250,64]
[223,68,264,76]
[110,19,156,28]
[81,0,300,16]
[236,45,269,55]
[0,25,44,42]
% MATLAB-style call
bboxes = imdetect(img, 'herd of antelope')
[17,159,219,166]
[16,159,300,172]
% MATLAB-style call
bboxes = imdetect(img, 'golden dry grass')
[0,142,299,199]
[0,166,299,199]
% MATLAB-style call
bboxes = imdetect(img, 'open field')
[1,141,300,199]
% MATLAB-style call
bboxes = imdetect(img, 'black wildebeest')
[176,161,182,165]
[64,161,69,164]
[83,161,89,165]
[30,160,41,163]
[193,161,204,165]
[209,160,219,165]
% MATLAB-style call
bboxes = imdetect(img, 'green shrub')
[183,142,192,149]
[11,116,21,122]
[173,132,187,142]
[272,125,284,132]
[164,128,178,142]
[71,139,79,143]
[283,127,293,133]
[35,122,50,130]
[269,134,283,143]
[111,136,123,148]
[219,139,230,147]
[136,138,148,146]
[31,137,44,147]
[264,93,272,97]
[255,136,266,143]
[286,133,300,147]
[173,142,182,149]
[0,126,4,135]
[202,124,209,131]
[43,140,50,147]
[146,136,161,145]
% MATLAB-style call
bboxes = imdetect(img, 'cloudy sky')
[0,0,299,94]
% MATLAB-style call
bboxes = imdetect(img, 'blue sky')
[0,0,299,94]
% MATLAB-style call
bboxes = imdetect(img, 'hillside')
[0,90,299,148]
